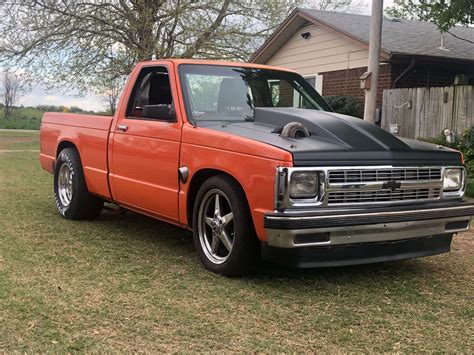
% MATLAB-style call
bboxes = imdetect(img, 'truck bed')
[40,112,114,200]
[42,112,113,130]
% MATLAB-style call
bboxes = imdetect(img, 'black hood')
[199,108,462,166]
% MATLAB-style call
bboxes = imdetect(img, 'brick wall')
[320,62,473,112]
[321,65,391,110]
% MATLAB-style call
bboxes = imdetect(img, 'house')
[250,8,474,114]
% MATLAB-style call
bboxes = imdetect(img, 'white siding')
[266,24,370,75]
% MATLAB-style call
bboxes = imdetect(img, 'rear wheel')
[193,175,258,276]
[54,148,103,220]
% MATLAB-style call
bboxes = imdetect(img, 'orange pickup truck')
[40,59,474,275]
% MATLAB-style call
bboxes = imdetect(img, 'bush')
[323,95,363,118]
[421,127,474,176]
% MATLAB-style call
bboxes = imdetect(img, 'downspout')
[392,58,416,88]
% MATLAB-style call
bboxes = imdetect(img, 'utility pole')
[364,0,384,123]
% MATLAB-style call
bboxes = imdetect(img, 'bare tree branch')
[0,0,358,96]
[181,0,231,58]
[1,70,23,119]
[447,30,474,45]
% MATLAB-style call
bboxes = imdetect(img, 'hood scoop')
[254,107,411,151]
[278,122,310,139]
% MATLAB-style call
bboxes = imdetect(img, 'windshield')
[179,64,332,123]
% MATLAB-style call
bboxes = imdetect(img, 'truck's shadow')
[98,208,441,284]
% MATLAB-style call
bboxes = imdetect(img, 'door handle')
[117,124,128,132]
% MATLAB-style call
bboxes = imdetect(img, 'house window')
[304,74,323,94]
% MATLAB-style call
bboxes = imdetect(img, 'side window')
[266,80,304,107]
[277,81,295,107]
[127,66,173,119]
[269,80,280,106]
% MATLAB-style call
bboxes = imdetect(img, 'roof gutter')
[390,53,474,66]
[392,58,415,89]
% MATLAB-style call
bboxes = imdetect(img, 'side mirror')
[142,104,176,121]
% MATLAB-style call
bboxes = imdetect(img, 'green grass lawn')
[0,107,44,130]
[0,131,473,352]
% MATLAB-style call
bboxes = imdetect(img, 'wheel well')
[56,141,77,157]
[186,169,245,228]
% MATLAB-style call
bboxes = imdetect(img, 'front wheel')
[54,148,103,220]
[193,175,258,276]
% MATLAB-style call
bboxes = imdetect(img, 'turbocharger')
[280,122,310,139]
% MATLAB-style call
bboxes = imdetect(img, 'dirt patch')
[0,137,37,143]
[453,231,474,254]
[0,150,39,153]
[0,132,39,150]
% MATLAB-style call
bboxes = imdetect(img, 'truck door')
[109,64,181,222]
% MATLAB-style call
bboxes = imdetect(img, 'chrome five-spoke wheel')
[57,162,74,207]
[193,175,258,275]
[198,189,235,264]
[54,148,103,220]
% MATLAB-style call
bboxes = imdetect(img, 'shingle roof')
[298,8,474,61]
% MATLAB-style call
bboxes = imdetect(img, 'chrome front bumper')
[264,202,474,248]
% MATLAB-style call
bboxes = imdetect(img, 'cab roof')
[139,58,297,73]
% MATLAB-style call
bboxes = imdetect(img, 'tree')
[105,80,122,115]
[97,75,125,115]
[0,0,361,97]
[306,0,366,12]
[386,0,474,43]
[0,0,299,93]
[1,70,22,119]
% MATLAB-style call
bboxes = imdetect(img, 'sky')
[20,85,107,112]
[16,0,395,113]
[363,0,395,15]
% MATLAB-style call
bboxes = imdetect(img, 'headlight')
[443,168,462,191]
[289,171,319,198]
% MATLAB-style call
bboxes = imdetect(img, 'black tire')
[192,175,258,276]
[54,147,103,220]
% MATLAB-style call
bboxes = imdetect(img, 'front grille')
[327,188,441,205]
[325,167,443,206]
[328,168,442,184]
